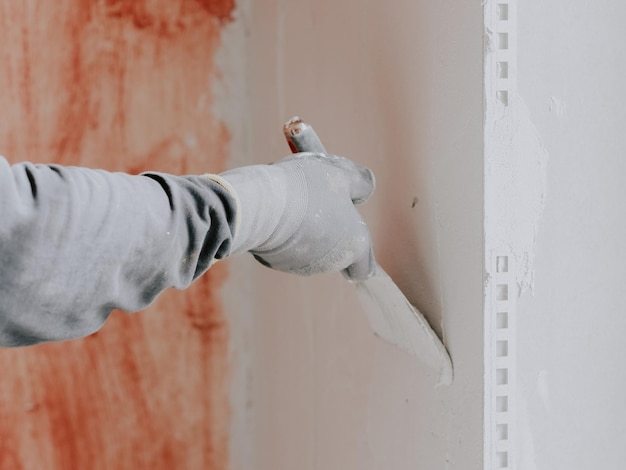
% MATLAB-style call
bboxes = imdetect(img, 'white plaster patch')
[485,92,550,294]
[484,2,549,468]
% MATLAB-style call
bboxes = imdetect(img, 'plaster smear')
[485,93,550,294]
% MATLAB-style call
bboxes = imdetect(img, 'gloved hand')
[209,153,376,281]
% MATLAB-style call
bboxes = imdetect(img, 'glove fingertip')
[351,166,376,205]
[342,246,376,282]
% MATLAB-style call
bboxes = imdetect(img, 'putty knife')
[283,117,453,386]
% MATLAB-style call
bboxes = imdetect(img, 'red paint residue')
[103,0,235,35]
[0,0,235,468]
[196,0,236,24]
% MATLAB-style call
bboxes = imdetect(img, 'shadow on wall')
[0,1,234,469]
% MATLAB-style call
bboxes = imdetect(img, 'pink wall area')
[0,1,234,468]
[240,1,484,468]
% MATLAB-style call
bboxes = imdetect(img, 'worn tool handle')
[283,116,327,154]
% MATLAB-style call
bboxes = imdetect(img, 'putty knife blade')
[356,264,453,385]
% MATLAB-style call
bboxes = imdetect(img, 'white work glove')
[211,153,376,281]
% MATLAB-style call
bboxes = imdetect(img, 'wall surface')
[0,2,486,469]
[0,1,237,468]
[485,1,626,468]
[516,1,626,469]
[243,1,484,469]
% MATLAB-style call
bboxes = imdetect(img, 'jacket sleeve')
[0,156,237,347]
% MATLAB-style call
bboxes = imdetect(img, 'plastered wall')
[515,1,626,468]
[484,1,626,468]
[238,1,484,468]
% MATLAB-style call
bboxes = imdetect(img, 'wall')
[242,1,484,468]
[4,2,618,468]
[0,2,487,468]
[0,1,238,468]
[485,1,626,468]
[517,1,626,468]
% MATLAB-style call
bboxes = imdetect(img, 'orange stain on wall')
[0,1,235,468]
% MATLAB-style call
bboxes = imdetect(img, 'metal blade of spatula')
[283,116,453,386]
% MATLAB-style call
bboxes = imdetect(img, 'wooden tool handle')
[283,116,327,154]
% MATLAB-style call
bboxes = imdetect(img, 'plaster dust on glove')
[283,117,453,386]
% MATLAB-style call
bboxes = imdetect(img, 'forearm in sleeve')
[0,157,237,347]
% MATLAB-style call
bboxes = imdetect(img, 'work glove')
[209,153,376,281]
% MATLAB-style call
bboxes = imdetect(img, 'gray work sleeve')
[0,156,237,347]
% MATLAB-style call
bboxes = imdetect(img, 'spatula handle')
[283,116,327,154]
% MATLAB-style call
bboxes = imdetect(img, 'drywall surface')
[516,2,626,468]
[0,1,237,468]
[486,1,626,468]
[243,1,484,468]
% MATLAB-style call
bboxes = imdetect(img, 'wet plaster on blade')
[356,267,453,386]
[0,1,236,468]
